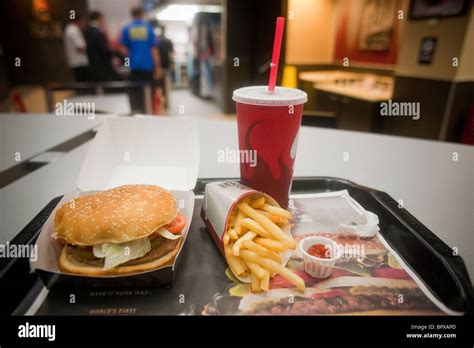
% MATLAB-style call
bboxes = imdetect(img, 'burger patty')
[248,289,436,315]
[65,236,180,268]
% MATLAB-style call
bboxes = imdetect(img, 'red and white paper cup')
[233,86,307,209]
[201,181,292,282]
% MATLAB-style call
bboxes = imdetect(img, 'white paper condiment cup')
[299,236,341,278]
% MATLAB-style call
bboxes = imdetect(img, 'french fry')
[240,250,305,292]
[255,210,289,224]
[237,203,296,249]
[254,237,287,253]
[223,233,230,245]
[228,211,237,226]
[250,272,262,293]
[250,197,266,209]
[225,245,248,276]
[240,218,270,238]
[223,197,300,292]
[255,209,269,216]
[244,260,265,279]
[233,211,245,235]
[260,269,270,291]
[241,240,281,263]
[274,216,289,224]
[232,231,257,255]
[228,229,238,240]
[261,203,293,220]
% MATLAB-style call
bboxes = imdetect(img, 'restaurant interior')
[1,0,473,142]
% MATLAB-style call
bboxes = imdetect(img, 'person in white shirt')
[63,14,89,81]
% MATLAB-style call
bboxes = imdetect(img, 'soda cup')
[233,86,307,208]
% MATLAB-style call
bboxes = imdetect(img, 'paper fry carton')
[201,181,292,282]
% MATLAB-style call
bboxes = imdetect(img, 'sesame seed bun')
[54,185,178,246]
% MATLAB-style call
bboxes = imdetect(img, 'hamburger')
[54,185,186,276]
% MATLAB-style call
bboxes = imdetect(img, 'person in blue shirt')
[120,7,162,112]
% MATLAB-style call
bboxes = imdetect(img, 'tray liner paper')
[26,192,458,316]
[204,190,458,316]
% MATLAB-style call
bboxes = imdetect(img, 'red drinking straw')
[268,17,285,92]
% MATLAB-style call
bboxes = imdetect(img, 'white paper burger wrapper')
[201,181,292,283]
[30,189,194,280]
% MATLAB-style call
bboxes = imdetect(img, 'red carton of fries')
[201,181,305,292]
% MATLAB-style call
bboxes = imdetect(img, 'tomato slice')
[164,213,186,234]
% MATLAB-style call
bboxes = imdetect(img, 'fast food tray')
[2,177,472,316]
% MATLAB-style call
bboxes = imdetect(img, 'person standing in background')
[156,24,174,108]
[83,11,120,82]
[120,7,162,112]
[63,14,89,82]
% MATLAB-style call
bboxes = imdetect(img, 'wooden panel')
[0,0,88,85]
[0,47,9,100]
[338,96,377,132]
[314,90,339,113]
[383,75,452,140]
[444,81,474,142]
[222,0,285,113]
[285,0,336,65]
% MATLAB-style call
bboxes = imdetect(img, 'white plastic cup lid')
[232,86,308,106]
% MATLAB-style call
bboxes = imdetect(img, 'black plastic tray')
[1,177,472,316]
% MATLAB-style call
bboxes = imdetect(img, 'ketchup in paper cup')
[299,236,341,278]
